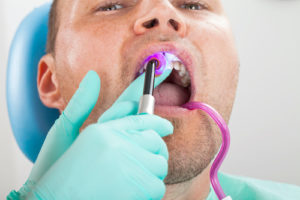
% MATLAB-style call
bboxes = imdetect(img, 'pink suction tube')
[182,102,230,200]
[145,52,230,199]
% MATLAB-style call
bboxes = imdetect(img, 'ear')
[37,54,64,111]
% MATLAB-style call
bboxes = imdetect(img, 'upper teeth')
[171,61,191,87]
[139,59,191,88]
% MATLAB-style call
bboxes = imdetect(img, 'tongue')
[153,82,190,106]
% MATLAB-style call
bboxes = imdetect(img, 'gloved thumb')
[98,68,172,123]
[29,70,100,182]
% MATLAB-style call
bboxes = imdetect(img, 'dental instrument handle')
[143,59,157,95]
[138,59,158,115]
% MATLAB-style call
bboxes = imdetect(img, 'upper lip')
[134,42,197,103]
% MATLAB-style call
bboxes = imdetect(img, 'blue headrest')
[6,2,59,163]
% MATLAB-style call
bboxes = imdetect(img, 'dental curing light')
[138,59,158,114]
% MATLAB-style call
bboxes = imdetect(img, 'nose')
[133,3,187,38]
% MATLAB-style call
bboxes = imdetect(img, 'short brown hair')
[46,0,59,54]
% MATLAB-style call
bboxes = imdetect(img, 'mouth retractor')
[137,59,158,114]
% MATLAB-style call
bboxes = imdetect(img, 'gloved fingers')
[97,69,172,123]
[121,149,168,180]
[122,151,167,199]
[128,175,166,200]
[125,130,169,160]
[145,176,166,200]
[114,68,172,104]
[103,114,173,137]
[63,70,100,128]
[81,125,169,175]
[141,176,166,200]
[83,125,169,179]
[98,101,139,124]
[29,71,100,182]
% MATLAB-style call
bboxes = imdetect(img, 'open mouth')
[137,52,192,107]
[154,60,191,106]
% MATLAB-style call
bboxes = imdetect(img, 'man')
[7,0,300,199]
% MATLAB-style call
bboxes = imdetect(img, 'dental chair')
[6,2,59,163]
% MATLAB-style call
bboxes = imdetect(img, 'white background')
[1,0,300,198]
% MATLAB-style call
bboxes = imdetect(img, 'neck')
[163,165,211,200]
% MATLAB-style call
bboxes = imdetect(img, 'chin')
[161,112,221,185]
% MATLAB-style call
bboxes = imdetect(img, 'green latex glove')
[7,69,172,200]
[28,114,173,200]
[29,71,101,182]
[7,71,101,200]
[98,68,171,123]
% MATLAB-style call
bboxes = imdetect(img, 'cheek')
[54,24,128,109]
[189,14,237,66]
[189,15,237,68]
[56,25,124,73]
[189,15,239,113]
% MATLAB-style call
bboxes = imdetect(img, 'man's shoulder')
[207,172,300,200]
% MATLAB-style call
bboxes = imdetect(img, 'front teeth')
[172,61,191,87]
[173,62,181,71]
[139,59,191,88]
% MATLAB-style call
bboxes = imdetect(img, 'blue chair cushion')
[6,2,60,163]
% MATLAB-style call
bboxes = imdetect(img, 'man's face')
[50,0,239,184]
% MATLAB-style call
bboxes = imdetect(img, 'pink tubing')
[182,102,230,200]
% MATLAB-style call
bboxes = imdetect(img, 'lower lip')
[154,104,191,117]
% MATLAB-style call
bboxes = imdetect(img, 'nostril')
[169,19,179,31]
[143,18,159,29]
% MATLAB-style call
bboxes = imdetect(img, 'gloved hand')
[7,71,101,200]
[7,69,172,200]
[28,113,173,200]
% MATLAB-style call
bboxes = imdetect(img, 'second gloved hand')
[29,113,173,200]
[7,69,173,200]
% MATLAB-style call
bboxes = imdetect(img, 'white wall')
[0,0,299,198]
[221,0,300,186]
